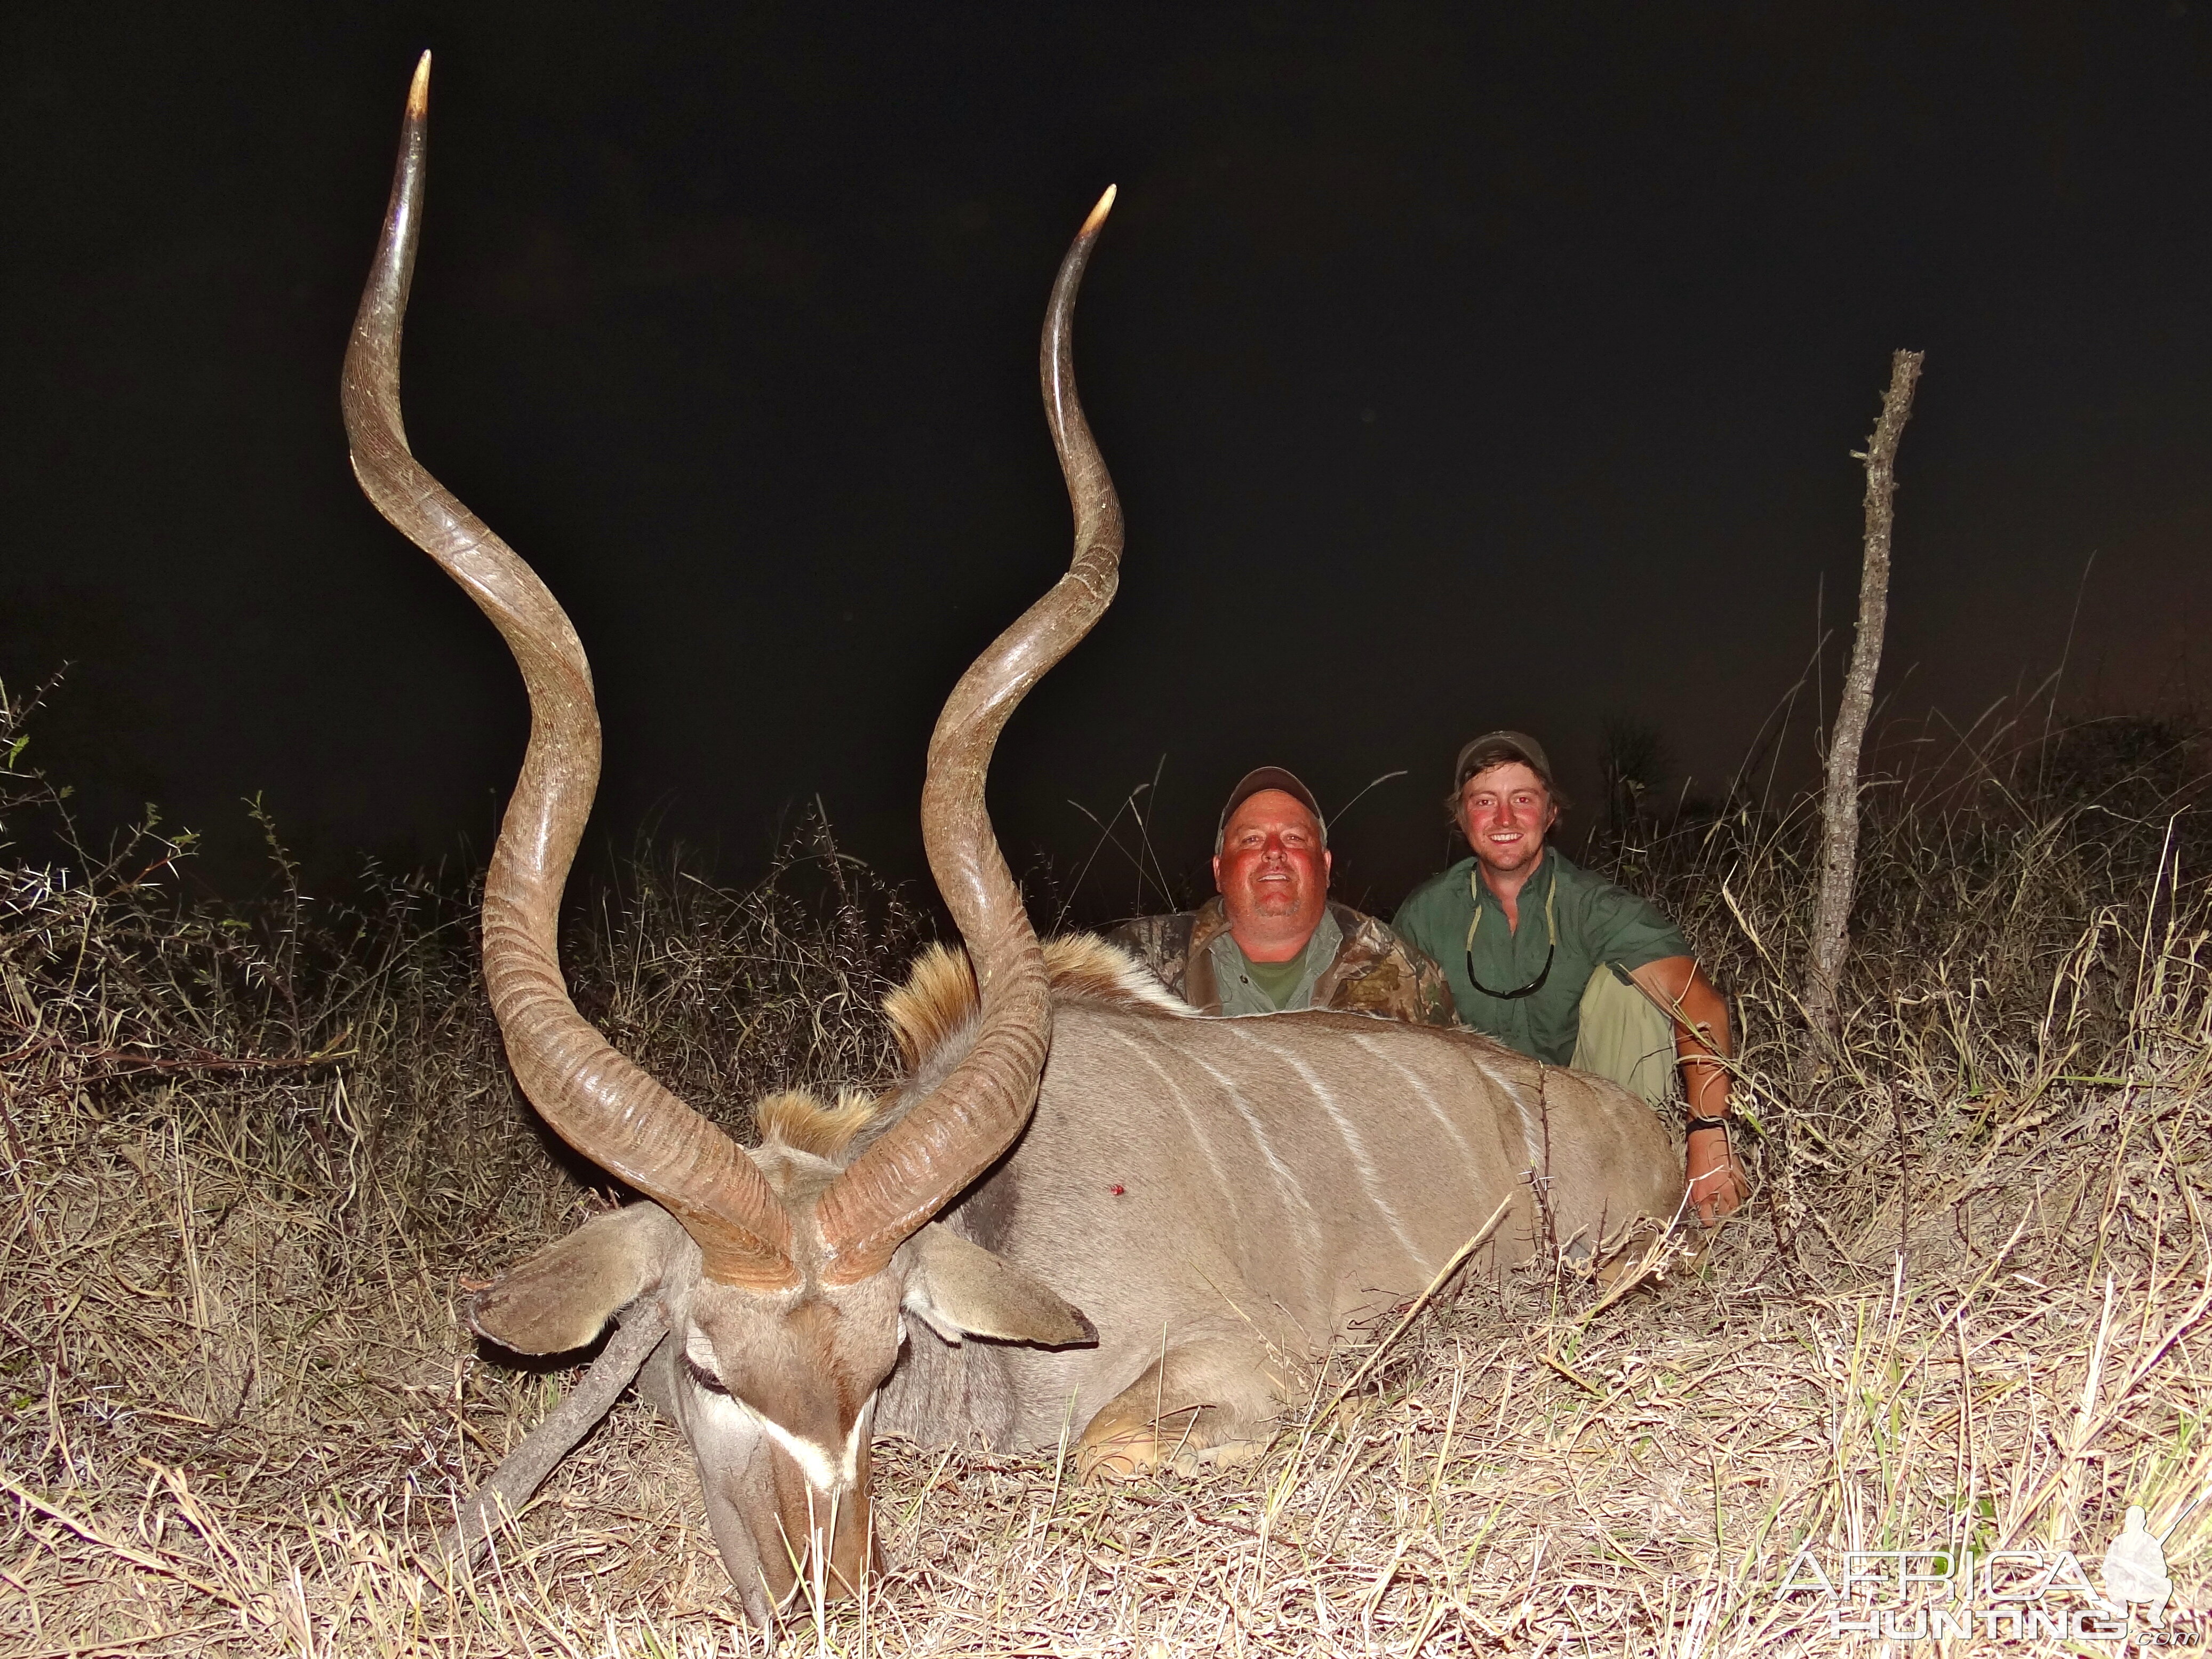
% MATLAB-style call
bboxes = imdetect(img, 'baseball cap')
[1452,731,1557,794]
[1215,766,1326,855]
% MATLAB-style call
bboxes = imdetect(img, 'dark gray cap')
[1215,765,1325,855]
[1452,730,1556,794]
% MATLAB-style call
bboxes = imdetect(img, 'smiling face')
[1212,788,1332,961]
[1457,762,1558,881]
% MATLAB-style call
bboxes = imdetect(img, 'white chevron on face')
[688,1344,875,1495]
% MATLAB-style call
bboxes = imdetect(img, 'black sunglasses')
[1463,868,1558,1001]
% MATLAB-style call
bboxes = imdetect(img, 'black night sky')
[6,5,2211,916]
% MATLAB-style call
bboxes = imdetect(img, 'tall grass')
[3,687,2208,1655]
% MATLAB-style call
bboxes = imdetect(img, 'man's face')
[1212,789,1331,946]
[1458,762,1557,878]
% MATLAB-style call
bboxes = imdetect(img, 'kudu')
[344,57,1683,1626]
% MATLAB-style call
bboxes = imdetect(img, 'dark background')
[5,4,2209,918]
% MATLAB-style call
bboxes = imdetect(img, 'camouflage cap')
[1452,731,1557,794]
[1215,766,1326,855]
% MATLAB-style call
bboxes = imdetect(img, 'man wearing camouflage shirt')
[1108,767,1456,1025]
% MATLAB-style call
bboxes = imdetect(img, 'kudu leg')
[1074,1336,1288,1482]
[433,1299,669,1570]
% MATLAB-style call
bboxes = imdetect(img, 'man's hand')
[1685,1124,1748,1224]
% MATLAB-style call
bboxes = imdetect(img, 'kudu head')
[341,55,1119,1623]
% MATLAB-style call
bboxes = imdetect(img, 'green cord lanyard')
[1464,859,1558,1000]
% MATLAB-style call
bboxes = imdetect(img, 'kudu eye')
[683,1353,731,1397]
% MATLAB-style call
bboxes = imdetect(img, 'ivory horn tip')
[1081,184,1117,236]
[408,51,432,117]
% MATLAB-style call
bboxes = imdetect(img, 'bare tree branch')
[433,1300,669,1572]
[1806,348,1925,1044]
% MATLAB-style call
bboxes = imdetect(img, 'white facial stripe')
[690,1372,875,1495]
[746,1397,872,1493]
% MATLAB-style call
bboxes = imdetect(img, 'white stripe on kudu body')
[1102,1024,1237,1235]
[1180,1043,1329,1280]
[1219,1020,1432,1273]
[1347,1030,1483,1176]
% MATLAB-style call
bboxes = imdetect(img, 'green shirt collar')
[1209,908,1342,1016]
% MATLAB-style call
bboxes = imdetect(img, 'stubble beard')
[1473,829,1544,881]
[1243,881,1305,918]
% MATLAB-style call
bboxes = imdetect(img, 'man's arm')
[1385,928,1462,1028]
[1321,912,1461,1027]
[1387,877,1452,971]
[1410,950,1460,1027]
[1625,955,1748,1223]
[1388,879,1474,1027]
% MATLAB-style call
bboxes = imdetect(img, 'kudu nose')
[767,1481,874,1609]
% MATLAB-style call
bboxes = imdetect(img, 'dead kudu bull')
[343,57,1682,1625]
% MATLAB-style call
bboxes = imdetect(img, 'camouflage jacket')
[1104,897,1458,1026]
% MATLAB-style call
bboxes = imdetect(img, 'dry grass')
[4,691,2211,1655]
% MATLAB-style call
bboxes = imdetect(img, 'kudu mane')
[757,937,1190,1166]
[885,935,1189,1071]
[749,1089,882,1161]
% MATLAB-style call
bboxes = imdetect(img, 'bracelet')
[1684,1115,1731,1135]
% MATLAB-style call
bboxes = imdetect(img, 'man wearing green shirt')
[1393,731,1747,1221]
[1108,767,1456,1025]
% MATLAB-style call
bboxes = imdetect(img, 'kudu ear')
[468,1203,690,1356]
[897,1224,1098,1348]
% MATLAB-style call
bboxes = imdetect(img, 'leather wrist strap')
[1684,1115,1731,1135]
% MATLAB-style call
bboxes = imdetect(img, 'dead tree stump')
[1805,348,1924,1046]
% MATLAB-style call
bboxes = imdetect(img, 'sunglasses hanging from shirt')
[1464,864,1558,1000]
